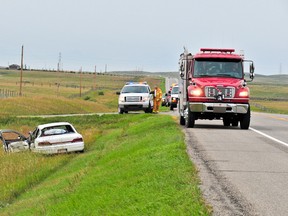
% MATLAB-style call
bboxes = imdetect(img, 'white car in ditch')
[0,122,84,154]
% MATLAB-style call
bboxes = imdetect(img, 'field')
[249,74,288,114]
[0,69,164,116]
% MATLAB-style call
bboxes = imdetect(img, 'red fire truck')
[178,48,255,129]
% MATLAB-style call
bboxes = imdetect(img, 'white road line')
[250,127,288,147]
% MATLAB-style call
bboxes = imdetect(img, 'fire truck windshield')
[194,59,243,79]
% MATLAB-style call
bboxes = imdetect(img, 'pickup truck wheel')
[240,107,250,129]
[180,115,185,125]
[145,103,153,113]
[118,107,124,114]
[185,109,195,128]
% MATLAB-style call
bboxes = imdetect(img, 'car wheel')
[5,145,13,153]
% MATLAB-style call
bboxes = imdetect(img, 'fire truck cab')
[178,48,255,129]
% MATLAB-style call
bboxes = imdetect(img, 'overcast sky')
[0,0,287,75]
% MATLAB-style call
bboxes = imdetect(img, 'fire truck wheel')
[185,110,195,128]
[240,107,250,129]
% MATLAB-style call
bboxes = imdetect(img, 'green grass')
[0,114,210,215]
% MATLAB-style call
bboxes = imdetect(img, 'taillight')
[38,141,51,146]
[72,137,83,143]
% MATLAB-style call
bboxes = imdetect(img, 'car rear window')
[41,125,75,137]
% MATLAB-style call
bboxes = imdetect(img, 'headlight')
[190,89,202,96]
[119,95,125,102]
[239,90,249,97]
[142,97,149,102]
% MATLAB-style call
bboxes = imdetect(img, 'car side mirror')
[116,92,120,95]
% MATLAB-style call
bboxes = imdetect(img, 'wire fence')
[0,89,19,98]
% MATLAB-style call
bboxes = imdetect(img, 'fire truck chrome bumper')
[189,103,249,114]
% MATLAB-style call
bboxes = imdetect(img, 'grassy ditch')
[0,114,210,215]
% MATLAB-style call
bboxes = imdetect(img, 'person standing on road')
[152,85,162,113]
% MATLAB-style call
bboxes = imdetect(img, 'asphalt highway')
[180,111,288,215]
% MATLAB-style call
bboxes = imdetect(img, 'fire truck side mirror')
[249,63,255,80]
[179,61,184,78]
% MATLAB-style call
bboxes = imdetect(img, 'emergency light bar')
[200,48,235,53]
[125,82,147,85]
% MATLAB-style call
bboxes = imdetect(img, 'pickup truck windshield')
[121,86,149,93]
[194,59,243,79]
[171,86,179,94]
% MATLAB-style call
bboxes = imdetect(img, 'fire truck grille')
[205,86,235,98]
[125,96,142,102]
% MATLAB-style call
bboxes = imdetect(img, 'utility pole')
[19,45,24,96]
[57,52,62,71]
[94,65,96,90]
[56,52,62,96]
[79,67,82,97]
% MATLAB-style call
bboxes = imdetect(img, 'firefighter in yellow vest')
[153,85,162,113]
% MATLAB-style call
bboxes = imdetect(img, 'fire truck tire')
[185,110,195,128]
[240,107,250,129]
[180,115,185,125]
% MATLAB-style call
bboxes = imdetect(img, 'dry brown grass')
[251,100,288,114]
[0,69,163,117]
